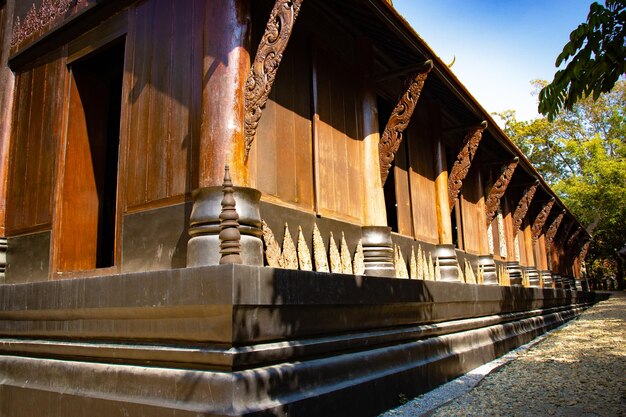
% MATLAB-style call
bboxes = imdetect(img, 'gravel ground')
[383,291,626,417]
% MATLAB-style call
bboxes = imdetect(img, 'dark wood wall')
[123,0,202,211]
[6,52,65,235]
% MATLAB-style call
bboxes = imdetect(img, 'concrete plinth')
[0,266,595,417]
[527,267,540,287]
[540,270,553,288]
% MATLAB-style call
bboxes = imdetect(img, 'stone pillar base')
[540,270,553,288]
[506,261,523,286]
[434,244,460,282]
[553,274,562,289]
[478,255,498,285]
[361,226,395,277]
[187,186,263,267]
[527,267,540,288]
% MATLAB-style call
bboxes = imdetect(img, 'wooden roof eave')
[362,0,591,240]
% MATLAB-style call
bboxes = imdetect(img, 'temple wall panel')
[123,0,202,211]
[460,162,485,255]
[251,32,314,211]
[406,104,438,244]
[6,53,65,235]
[315,45,364,223]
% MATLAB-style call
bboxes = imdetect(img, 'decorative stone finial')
[219,165,243,264]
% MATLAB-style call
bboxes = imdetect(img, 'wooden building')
[0,1,595,415]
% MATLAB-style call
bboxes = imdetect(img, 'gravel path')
[383,292,626,417]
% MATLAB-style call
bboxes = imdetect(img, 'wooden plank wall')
[6,52,65,235]
[392,103,439,243]
[124,0,202,211]
[460,162,485,254]
[251,32,314,210]
[315,45,364,223]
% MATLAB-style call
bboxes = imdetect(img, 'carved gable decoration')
[244,0,303,162]
[379,61,433,184]
[485,157,519,225]
[531,199,555,242]
[447,121,488,210]
[512,181,539,233]
[545,210,565,249]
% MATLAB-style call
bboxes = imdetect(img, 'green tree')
[539,0,626,121]
[498,80,626,289]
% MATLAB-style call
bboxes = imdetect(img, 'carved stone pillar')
[361,226,395,277]
[187,185,263,267]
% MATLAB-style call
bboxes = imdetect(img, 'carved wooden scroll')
[512,181,539,233]
[545,210,565,249]
[11,0,77,48]
[244,0,303,162]
[485,157,519,225]
[447,121,488,210]
[579,240,591,261]
[566,227,582,249]
[531,199,555,242]
[379,61,433,184]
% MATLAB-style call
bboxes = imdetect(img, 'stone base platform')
[0,265,595,416]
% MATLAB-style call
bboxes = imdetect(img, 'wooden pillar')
[434,138,452,245]
[433,125,459,282]
[523,222,539,286]
[476,168,497,284]
[0,0,16,280]
[199,0,251,187]
[357,39,386,227]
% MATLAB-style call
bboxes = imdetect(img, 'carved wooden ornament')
[379,61,433,184]
[11,0,77,49]
[353,240,365,275]
[545,210,566,249]
[485,157,519,225]
[244,0,303,162]
[579,240,591,261]
[297,226,313,271]
[531,199,555,242]
[329,232,341,274]
[281,223,298,270]
[261,220,282,267]
[340,232,353,275]
[566,227,582,249]
[313,224,329,273]
[448,121,488,210]
[512,181,539,233]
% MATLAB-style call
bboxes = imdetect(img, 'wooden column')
[199,0,251,187]
[476,168,498,284]
[433,123,459,282]
[357,39,386,227]
[434,138,453,245]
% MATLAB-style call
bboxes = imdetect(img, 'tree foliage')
[498,80,626,288]
[539,0,626,121]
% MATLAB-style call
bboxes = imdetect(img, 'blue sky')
[393,0,592,123]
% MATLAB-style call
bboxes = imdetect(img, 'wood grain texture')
[315,45,364,223]
[6,54,64,235]
[252,32,313,210]
[124,0,202,209]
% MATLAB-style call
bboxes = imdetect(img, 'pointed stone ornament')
[313,224,329,273]
[435,257,441,281]
[410,247,417,279]
[417,245,425,280]
[428,253,435,281]
[219,165,243,264]
[281,223,298,270]
[353,240,365,275]
[395,246,409,279]
[340,232,353,274]
[261,220,282,267]
[457,264,465,283]
[329,232,342,274]
[421,250,428,280]
[297,226,312,271]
